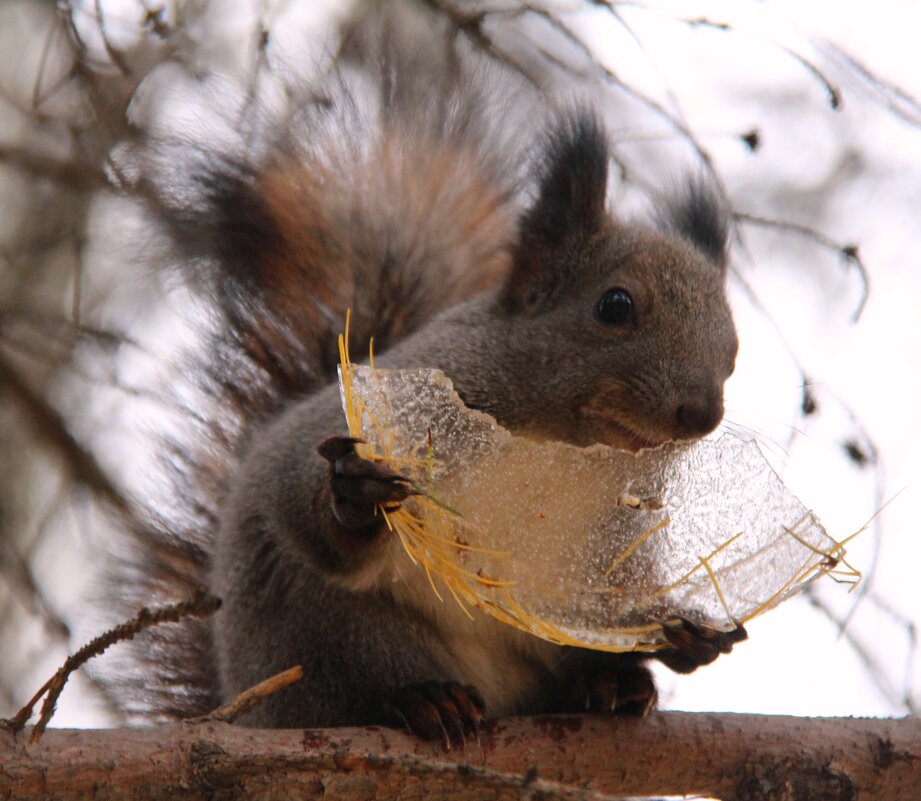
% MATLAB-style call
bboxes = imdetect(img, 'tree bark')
[1,712,918,801]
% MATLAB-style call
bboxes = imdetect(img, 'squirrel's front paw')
[656,617,748,674]
[317,436,418,531]
[389,680,486,749]
[568,661,657,717]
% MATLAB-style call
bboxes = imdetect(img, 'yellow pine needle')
[781,521,863,591]
[397,523,514,588]
[737,534,840,622]
[651,530,743,601]
[400,517,509,558]
[421,558,445,603]
[359,398,388,456]
[702,528,747,561]
[837,488,904,549]
[742,549,823,624]
[699,554,734,628]
[604,517,670,577]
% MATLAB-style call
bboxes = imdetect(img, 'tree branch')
[1,712,918,800]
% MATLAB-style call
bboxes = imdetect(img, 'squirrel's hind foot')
[566,660,658,717]
[389,680,486,750]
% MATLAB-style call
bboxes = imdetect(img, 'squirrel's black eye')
[595,288,635,327]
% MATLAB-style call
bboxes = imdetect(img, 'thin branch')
[203,665,304,724]
[93,0,133,77]
[0,352,133,516]
[735,212,870,321]
[484,3,723,185]
[70,234,86,327]
[806,590,918,715]
[817,39,921,127]
[2,591,221,741]
[0,485,69,647]
[420,1,542,88]
[662,12,843,110]
[0,145,109,189]
[0,536,71,641]
[30,13,67,111]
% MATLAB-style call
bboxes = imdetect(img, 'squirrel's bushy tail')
[104,1,534,719]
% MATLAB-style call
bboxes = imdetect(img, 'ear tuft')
[656,179,730,269]
[503,109,609,311]
[521,109,609,246]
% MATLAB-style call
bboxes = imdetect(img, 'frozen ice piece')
[339,363,851,652]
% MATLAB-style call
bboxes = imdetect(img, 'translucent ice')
[339,363,851,652]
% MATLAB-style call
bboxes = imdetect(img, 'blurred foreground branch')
[1,712,918,801]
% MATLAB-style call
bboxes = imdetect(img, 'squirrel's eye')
[595,288,635,327]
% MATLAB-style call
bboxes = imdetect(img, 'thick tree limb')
[1,712,918,800]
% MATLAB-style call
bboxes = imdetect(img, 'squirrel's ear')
[655,179,730,271]
[503,110,609,310]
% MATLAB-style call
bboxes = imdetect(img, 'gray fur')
[212,150,739,727]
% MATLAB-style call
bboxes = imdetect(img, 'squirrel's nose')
[676,389,724,437]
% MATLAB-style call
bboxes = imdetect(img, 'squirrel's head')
[497,111,737,451]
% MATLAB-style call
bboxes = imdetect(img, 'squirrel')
[108,0,747,741]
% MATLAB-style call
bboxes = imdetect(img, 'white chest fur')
[381,539,567,715]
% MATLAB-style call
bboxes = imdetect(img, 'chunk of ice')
[340,364,848,651]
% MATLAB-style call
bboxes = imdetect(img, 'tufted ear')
[655,178,730,270]
[502,110,609,311]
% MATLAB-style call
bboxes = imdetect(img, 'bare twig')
[817,39,921,127]
[805,591,918,715]
[421,1,542,87]
[203,665,304,724]
[30,13,67,111]
[93,0,134,77]
[478,2,723,186]
[735,212,869,321]
[0,146,109,189]
[0,352,133,516]
[0,536,71,641]
[2,591,221,741]
[665,12,842,110]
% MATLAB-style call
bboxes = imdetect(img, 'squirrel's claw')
[390,680,486,749]
[317,435,418,531]
[567,661,657,717]
[657,617,748,674]
[316,435,365,462]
